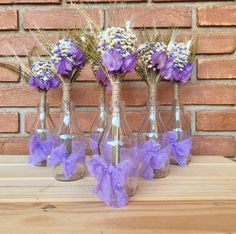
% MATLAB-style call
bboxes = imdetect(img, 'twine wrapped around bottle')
[172,82,183,140]
[62,80,72,154]
[111,80,121,165]
[39,90,47,141]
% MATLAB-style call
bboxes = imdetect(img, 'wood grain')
[0,155,235,233]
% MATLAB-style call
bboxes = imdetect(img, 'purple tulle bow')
[90,138,99,151]
[140,139,170,180]
[48,141,86,179]
[167,131,192,166]
[88,155,133,208]
[29,134,52,165]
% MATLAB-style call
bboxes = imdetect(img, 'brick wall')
[0,0,235,156]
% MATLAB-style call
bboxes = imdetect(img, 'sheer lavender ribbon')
[29,134,52,165]
[48,141,86,179]
[90,138,99,152]
[166,131,192,166]
[140,139,170,180]
[88,155,133,208]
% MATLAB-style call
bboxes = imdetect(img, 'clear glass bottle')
[167,83,192,166]
[29,91,55,167]
[90,102,107,156]
[138,99,170,179]
[50,101,86,181]
[99,101,138,197]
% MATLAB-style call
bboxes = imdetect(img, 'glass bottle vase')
[49,82,86,181]
[99,100,139,199]
[138,99,170,179]
[29,91,55,167]
[167,82,192,166]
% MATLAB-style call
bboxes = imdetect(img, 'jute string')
[39,90,47,141]
[63,81,72,106]
[111,80,121,165]
[111,80,121,107]
[62,80,72,155]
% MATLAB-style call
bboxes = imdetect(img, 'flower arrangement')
[136,32,173,179]
[28,58,60,166]
[47,35,87,181]
[84,22,139,207]
[29,59,60,91]
[161,37,197,166]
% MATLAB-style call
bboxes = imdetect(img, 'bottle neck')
[62,80,72,107]
[146,102,159,138]
[38,90,47,140]
[148,83,157,105]
[111,80,121,108]
[173,82,179,104]
[99,85,106,105]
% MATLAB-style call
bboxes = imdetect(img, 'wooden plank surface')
[0,155,235,233]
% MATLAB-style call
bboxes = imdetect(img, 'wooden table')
[0,155,236,234]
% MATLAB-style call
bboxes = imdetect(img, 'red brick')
[179,84,236,105]
[0,84,101,107]
[1,83,236,107]
[197,110,236,131]
[198,59,236,80]
[192,136,235,157]
[108,7,192,28]
[0,10,18,30]
[0,35,58,56]
[197,32,236,54]
[0,138,28,155]
[0,62,19,82]
[0,0,61,3]
[0,113,19,133]
[24,8,104,30]
[198,5,236,26]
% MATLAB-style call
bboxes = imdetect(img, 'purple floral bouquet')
[49,37,87,180]
[85,24,139,207]
[51,38,86,80]
[28,58,60,166]
[161,40,194,83]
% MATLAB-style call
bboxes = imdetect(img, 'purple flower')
[171,62,193,83]
[95,69,111,87]
[49,77,60,88]
[52,38,86,77]
[121,53,137,73]
[102,48,123,72]
[56,57,73,76]
[151,51,168,70]
[160,58,174,81]
[74,49,86,69]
